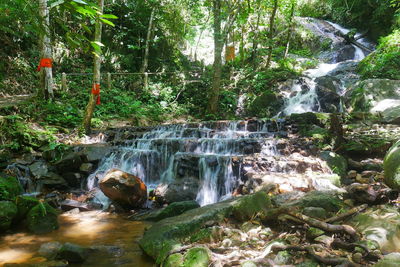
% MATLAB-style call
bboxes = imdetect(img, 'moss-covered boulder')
[320,151,347,178]
[297,191,343,212]
[0,200,18,231]
[289,112,330,128]
[374,253,400,267]
[384,140,400,189]
[139,191,271,264]
[165,253,184,267]
[138,200,200,222]
[0,174,22,201]
[15,195,40,220]
[26,202,59,234]
[247,90,283,117]
[183,247,211,267]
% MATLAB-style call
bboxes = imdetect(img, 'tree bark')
[265,0,279,69]
[83,0,104,134]
[207,0,223,115]
[141,7,155,75]
[284,1,295,58]
[38,0,54,100]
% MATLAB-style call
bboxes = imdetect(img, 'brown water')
[0,211,155,266]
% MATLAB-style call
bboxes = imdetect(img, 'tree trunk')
[284,2,295,59]
[266,0,279,69]
[141,8,155,74]
[38,0,54,100]
[83,0,104,134]
[250,4,262,65]
[207,0,223,114]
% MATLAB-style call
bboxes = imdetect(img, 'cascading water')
[282,19,374,115]
[88,120,280,206]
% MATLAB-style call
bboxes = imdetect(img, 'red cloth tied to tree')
[91,83,101,105]
[37,58,53,71]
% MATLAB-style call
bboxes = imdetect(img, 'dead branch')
[286,212,359,241]
[272,244,359,267]
[325,204,368,224]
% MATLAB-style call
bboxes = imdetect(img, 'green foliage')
[358,30,400,80]
[0,175,22,201]
[0,115,57,152]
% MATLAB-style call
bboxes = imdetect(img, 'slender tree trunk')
[266,0,279,69]
[141,8,155,74]
[284,2,295,59]
[207,0,223,114]
[38,0,54,100]
[83,0,104,134]
[251,5,262,64]
[239,25,245,64]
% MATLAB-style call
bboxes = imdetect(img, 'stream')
[0,211,154,266]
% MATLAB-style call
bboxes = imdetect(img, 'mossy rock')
[139,192,271,264]
[57,242,88,263]
[231,191,272,221]
[320,151,347,178]
[0,200,18,231]
[189,228,212,243]
[298,191,343,212]
[247,90,283,117]
[164,253,184,267]
[289,112,330,128]
[139,200,200,222]
[384,140,400,190]
[0,174,22,201]
[302,207,328,219]
[183,247,210,267]
[374,253,400,267]
[15,195,40,220]
[26,202,59,234]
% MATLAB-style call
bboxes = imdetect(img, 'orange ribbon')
[91,83,101,105]
[37,58,53,71]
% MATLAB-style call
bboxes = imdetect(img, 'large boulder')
[0,201,18,231]
[77,144,112,163]
[54,152,83,172]
[345,79,400,123]
[139,191,271,264]
[15,195,40,220]
[154,177,199,204]
[0,174,22,201]
[383,140,400,189]
[26,202,59,234]
[349,206,400,253]
[99,169,147,208]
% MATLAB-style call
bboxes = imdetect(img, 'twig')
[325,204,368,224]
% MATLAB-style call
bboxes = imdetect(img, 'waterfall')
[282,20,374,116]
[88,120,280,206]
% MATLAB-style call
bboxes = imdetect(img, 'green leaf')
[101,14,118,19]
[71,0,88,5]
[99,18,115,27]
[50,0,65,9]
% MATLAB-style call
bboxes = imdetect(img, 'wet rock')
[54,152,82,172]
[374,253,400,267]
[61,172,82,188]
[0,174,22,201]
[29,161,50,179]
[60,199,102,212]
[320,151,347,178]
[79,163,93,174]
[0,201,17,231]
[154,177,199,204]
[303,207,328,219]
[78,144,112,163]
[100,169,147,208]
[335,44,355,62]
[26,202,59,234]
[15,195,39,220]
[139,191,271,264]
[39,172,68,189]
[384,140,400,189]
[90,245,124,257]
[137,200,200,222]
[57,242,89,263]
[39,241,62,259]
[316,86,341,113]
